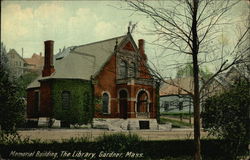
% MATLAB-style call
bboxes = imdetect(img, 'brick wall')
[39,80,53,117]
[94,54,118,118]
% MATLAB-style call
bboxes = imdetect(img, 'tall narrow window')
[120,60,127,78]
[102,93,109,113]
[62,91,70,110]
[137,91,148,112]
[83,92,90,112]
[131,62,136,77]
[34,91,40,116]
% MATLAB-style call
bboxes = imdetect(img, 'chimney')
[40,52,42,57]
[42,40,55,77]
[21,48,24,58]
[138,39,147,61]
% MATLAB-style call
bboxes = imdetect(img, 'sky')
[1,0,249,77]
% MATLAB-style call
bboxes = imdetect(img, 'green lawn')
[160,117,192,128]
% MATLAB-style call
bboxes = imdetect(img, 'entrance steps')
[92,118,171,131]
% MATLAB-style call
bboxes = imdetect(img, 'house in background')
[6,49,45,77]
[6,49,28,77]
[204,64,250,98]
[24,53,44,73]
[26,31,158,130]
[160,77,193,114]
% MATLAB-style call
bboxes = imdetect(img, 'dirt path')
[17,129,211,141]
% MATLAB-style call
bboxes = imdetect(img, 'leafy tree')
[176,63,212,80]
[0,43,25,132]
[202,79,250,159]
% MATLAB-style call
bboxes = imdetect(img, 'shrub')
[96,133,141,153]
[202,79,250,159]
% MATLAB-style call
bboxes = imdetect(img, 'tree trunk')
[192,0,201,160]
[193,54,201,160]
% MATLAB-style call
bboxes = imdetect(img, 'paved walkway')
[17,128,212,141]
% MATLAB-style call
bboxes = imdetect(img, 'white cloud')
[94,21,116,38]
[2,4,33,39]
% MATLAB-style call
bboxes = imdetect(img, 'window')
[137,91,148,112]
[102,93,109,113]
[120,60,127,78]
[83,92,90,112]
[62,91,70,109]
[131,62,136,77]
[179,102,183,110]
[34,91,40,115]
[164,102,169,111]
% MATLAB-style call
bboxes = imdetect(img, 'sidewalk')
[17,128,211,141]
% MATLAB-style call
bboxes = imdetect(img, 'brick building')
[26,32,158,129]
[24,53,44,73]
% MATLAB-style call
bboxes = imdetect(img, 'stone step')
[38,117,49,127]
[92,118,172,131]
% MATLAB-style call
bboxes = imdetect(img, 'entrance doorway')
[119,90,128,119]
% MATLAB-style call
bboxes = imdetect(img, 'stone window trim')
[116,53,139,79]
[117,88,129,113]
[101,91,111,114]
[135,89,151,113]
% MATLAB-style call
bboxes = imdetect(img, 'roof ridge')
[76,35,127,48]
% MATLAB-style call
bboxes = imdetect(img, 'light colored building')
[6,49,28,77]
[160,77,194,114]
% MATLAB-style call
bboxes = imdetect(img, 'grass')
[161,112,193,116]
[160,117,192,128]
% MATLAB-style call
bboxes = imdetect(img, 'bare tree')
[125,0,249,159]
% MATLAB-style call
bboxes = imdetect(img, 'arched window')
[102,93,109,113]
[62,91,70,109]
[131,62,136,77]
[120,60,127,78]
[137,91,148,112]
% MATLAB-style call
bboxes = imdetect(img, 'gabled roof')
[212,64,250,88]
[27,34,129,89]
[7,49,26,63]
[160,77,194,96]
[24,53,44,67]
